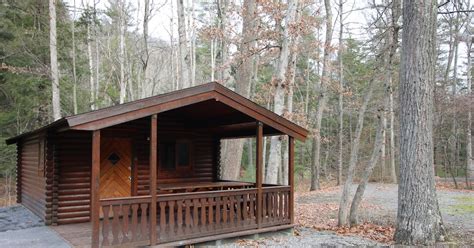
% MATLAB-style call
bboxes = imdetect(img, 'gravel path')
[0,205,71,247]
[297,183,474,244]
[0,205,44,232]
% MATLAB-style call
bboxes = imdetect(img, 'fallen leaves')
[295,201,394,244]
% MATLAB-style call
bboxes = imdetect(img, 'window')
[159,141,191,171]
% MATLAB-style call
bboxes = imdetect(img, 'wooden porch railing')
[261,186,291,227]
[99,196,151,247]
[156,187,258,243]
[98,186,290,247]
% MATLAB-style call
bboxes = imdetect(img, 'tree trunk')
[466,38,473,189]
[338,79,375,226]
[94,1,100,106]
[266,0,298,184]
[177,0,190,89]
[349,113,385,225]
[87,20,95,110]
[337,0,344,186]
[141,0,151,98]
[71,0,77,115]
[310,0,333,191]
[49,0,60,120]
[394,0,445,244]
[119,0,126,104]
[220,0,256,180]
[389,0,401,184]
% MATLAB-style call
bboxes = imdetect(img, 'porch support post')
[91,130,100,248]
[256,122,263,229]
[288,136,295,224]
[150,114,158,245]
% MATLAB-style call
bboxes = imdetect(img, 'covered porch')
[89,118,295,247]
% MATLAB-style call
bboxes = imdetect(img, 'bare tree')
[466,32,473,188]
[337,0,344,186]
[220,0,257,180]
[394,0,445,244]
[349,111,385,225]
[388,0,401,183]
[310,0,333,190]
[71,0,78,114]
[49,0,61,120]
[119,0,127,104]
[177,0,190,89]
[266,0,298,184]
[338,78,376,226]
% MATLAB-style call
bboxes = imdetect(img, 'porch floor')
[50,222,295,247]
[51,223,92,248]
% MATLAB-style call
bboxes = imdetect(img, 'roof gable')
[7,82,308,144]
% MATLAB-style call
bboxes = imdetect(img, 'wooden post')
[256,122,263,229]
[288,136,295,224]
[150,115,157,245]
[91,130,101,248]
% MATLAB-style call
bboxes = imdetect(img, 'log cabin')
[6,82,308,247]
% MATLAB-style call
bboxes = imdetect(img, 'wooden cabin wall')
[123,117,219,196]
[55,131,92,225]
[18,134,47,221]
[50,117,218,225]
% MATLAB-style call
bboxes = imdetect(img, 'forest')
[0,0,472,246]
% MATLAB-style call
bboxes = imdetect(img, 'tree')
[49,0,61,120]
[394,0,445,244]
[310,0,333,190]
[177,0,190,89]
[118,0,126,104]
[220,0,257,180]
[336,0,344,186]
[266,0,298,184]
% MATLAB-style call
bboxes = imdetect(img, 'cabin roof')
[6,82,309,144]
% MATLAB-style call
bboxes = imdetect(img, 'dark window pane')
[159,142,175,170]
[177,143,190,167]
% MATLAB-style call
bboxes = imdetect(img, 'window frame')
[157,139,193,175]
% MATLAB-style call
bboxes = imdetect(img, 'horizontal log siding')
[19,134,46,221]
[51,116,217,225]
[55,131,92,225]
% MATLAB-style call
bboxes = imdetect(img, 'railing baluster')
[250,193,255,224]
[215,196,221,228]
[262,193,267,223]
[229,195,235,226]
[193,198,199,232]
[122,204,130,243]
[242,193,248,224]
[102,205,110,246]
[177,200,183,236]
[112,205,121,245]
[159,201,167,238]
[131,204,138,242]
[222,196,228,225]
[236,194,242,226]
[168,201,175,237]
[185,199,192,234]
[140,203,148,240]
[208,197,214,231]
[200,198,207,232]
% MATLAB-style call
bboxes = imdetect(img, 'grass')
[445,196,474,215]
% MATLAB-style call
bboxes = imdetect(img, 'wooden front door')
[100,138,132,199]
